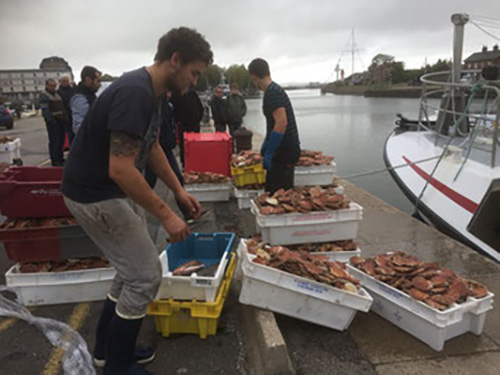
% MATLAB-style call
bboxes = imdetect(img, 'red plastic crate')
[0,223,102,262]
[0,166,71,218]
[184,132,232,176]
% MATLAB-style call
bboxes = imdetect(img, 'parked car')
[0,106,14,129]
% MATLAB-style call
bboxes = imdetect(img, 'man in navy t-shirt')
[62,28,213,375]
[248,58,301,193]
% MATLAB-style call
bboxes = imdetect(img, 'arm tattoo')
[110,131,142,157]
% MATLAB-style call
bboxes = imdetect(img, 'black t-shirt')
[62,68,161,203]
[263,82,301,164]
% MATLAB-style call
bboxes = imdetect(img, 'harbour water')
[243,88,437,214]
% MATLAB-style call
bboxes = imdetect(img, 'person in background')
[40,79,68,166]
[62,27,211,375]
[248,58,301,194]
[57,75,75,144]
[170,87,204,166]
[210,85,227,132]
[226,83,247,136]
[144,92,183,188]
[70,66,102,134]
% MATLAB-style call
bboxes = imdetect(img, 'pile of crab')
[183,171,231,184]
[19,257,111,273]
[1,217,78,230]
[248,235,358,253]
[248,243,360,294]
[231,150,262,168]
[296,150,334,166]
[255,186,350,215]
[350,252,489,310]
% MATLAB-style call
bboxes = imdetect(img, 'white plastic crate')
[185,183,232,202]
[294,162,337,186]
[251,200,363,245]
[156,250,230,302]
[347,265,494,351]
[237,240,373,330]
[234,187,264,210]
[5,263,116,306]
[0,138,21,164]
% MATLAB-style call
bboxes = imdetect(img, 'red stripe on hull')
[402,156,478,214]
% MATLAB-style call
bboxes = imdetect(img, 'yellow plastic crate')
[231,164,266,188]
[147,253,236,339]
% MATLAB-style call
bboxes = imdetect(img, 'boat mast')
[451,14,469,85]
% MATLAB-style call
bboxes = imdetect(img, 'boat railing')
[417,70,500,168]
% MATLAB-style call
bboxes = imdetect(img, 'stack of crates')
[147,233,236,338]
[0,166,110,306]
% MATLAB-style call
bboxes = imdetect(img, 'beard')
[165,74,185,96]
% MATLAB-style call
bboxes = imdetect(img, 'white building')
[0,57,73,104]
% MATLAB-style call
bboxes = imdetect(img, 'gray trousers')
[64,196,162,318]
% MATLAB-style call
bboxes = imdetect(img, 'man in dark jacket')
[210,85,227,132]
[226,83,247,136]
[170,88,204,166]
[70,66,102,134]
[57,75,75,144]
[40,79,69,166]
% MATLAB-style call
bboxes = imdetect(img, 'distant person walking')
[210,85,227,132]
[248,58,301,194]
[57,75,75,144]
[170,88,204,166]
[226,83,247,136]
[70,66,102,134]
[40,79,68,166]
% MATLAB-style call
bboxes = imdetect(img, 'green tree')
[196,64,222,91]
[101,73,117,82]
[225,64,251,90]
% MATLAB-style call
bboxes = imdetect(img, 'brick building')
[464,45,500,70]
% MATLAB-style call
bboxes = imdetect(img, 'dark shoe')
[103,314,154,375]
[94,345,156,368]
[94,298,156,368]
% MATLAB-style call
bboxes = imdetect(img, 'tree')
[368,54,396,87]
[225,64,251,90]
[196,64,222,91]
[371,54,395,67]
[101,73,117,82]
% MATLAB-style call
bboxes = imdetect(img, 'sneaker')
[94,346,156,368]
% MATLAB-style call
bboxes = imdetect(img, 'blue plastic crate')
[165,233,235,272]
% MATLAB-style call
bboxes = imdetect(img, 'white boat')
[384,13,500,262]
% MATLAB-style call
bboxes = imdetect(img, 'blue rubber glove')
[263,130,284,171]
[260,138,269,157]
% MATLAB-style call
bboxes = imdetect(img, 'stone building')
[0,56,73,104]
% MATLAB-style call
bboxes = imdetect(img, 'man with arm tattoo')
[61,28,213,375]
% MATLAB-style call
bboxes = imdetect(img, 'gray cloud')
[1,0,499,83]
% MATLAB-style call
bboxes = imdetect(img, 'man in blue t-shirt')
[248,58,301,193]
[62,28,213,375]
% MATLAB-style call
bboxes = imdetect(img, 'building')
[0,56,73,104]
[464,45,500,70]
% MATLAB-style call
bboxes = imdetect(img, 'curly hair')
[155,27,213,66]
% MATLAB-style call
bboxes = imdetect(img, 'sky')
[1,0,500,84]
